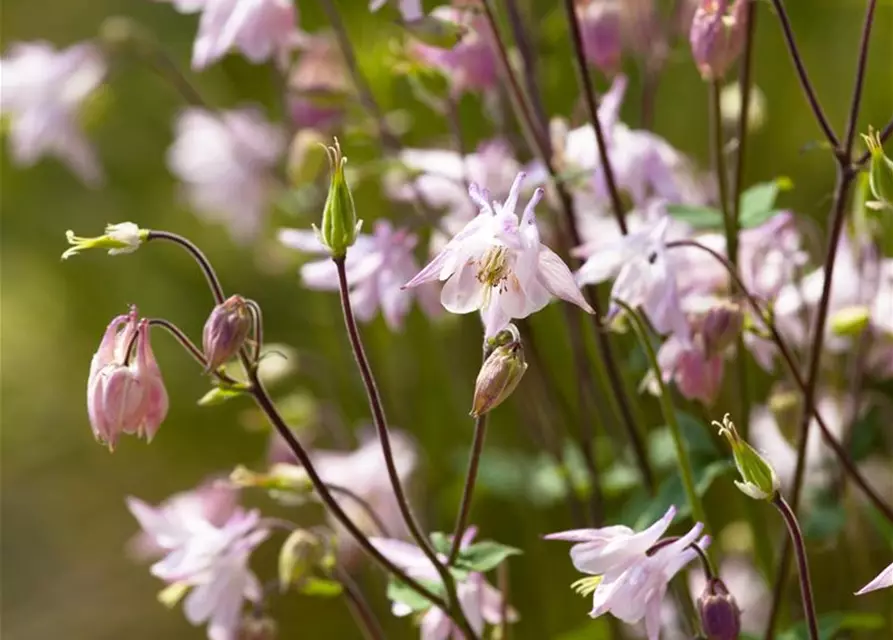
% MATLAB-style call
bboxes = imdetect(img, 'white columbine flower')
[856,562,893,595]
[0,41,106,185]
[404,172,593,337]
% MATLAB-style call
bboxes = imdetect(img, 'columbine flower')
[157,0,298,70]
[576,0,623,75]
[87,308,168,450]
[0,41,106,185]
[62,222,147,260]
[371,529,517,639]
[404,172,593,337]
[288,33,348,131]
[127,493,269,640]
[167,107,285,241]
[856,562,893,595]
[689,0,748,80]
[576,214,690,340]
[279,220,440,331]
[546,506,709,639]
[656,333,723,405]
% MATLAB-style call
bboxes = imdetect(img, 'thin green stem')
[336,567,387,640]
[448,414,488,565]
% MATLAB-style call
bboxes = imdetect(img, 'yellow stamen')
[570,575,603,598]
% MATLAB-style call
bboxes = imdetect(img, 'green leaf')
[739,177,793,228]
[666,204,724,230]
[429,531,451,555]
[455,540,522,573]
[778,611,884,640]
[298,577,343,598]
[630,460,733,529]
[386,576,442,613]
[197,385,248,406]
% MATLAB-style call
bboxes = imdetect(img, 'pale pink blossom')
[0,41,105,185]
[657,334,724,405]
[404,172,593,337]
[167,107,285,241]
[87,308,168,450]
[288,33,348,131]
[279,220,440,330]
[689,0,748,80]
[577,0,623,75]
[856,562,893,595]
[157,0,298,70]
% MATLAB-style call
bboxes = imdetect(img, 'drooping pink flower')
[856,562,893,595]
[87,308,168,450]
[167,107,285,241]
[287,33,348,131]
[404,172,593,337]
[0,41,106,186]
[657,334,724,405]
[576,0,623,75]
[156,0,298,70]
[279,220,441,331]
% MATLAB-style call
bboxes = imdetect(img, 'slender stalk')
[768,0,839,149]
[504,0,548,134]
[616,300,708,530]
[335,568,387,640]
[771,494,820,640]
[145,47,207,107]
[842,0,878,155]
[560,0,627,233]
[709,81,734,262]
[146,231,226,304]
[146,317,240,386]
[448,415,489,564]
[326,483,393,537]
[332,258,474,637]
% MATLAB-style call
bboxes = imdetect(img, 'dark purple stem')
[146,230,226,304]
[772,494,820,640]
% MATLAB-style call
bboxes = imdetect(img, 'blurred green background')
[2,1,892,639]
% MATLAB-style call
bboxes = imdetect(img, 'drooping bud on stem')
[278,529,334,592]
[689,0,747,80]
[316,138,361,258]
[714,412,779,500]
[698,578,742,640]
[63,222,147,260]
[576,0,623,75]
[472,326,528,417]
[700,299,744,357]
[203,295,253,371]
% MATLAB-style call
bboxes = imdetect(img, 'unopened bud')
[231,463,312,493]
[577,0,622,76]
[471,338,528,417]
[830,305,871,337]
[203,295,253,371]
[278,529,333,592]
[714,412,779,500]
[701,300,744,357]
[63,222,147,260]
[862,128,893,212]
[239,615,278,640]
[698,578,742,640]
[689,0,747,80]
[315,139,361,258]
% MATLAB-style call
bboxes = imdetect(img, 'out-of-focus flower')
[720,82,767,132]
[737,211,807,301]
[0,41,106,185]
[411,6,498,95]
[157,0,298,70]
[689,0,747,80]
[576,0,622,75]
[404,173,592,337]
[127,492,269,640]
[697,578,741,640]
[288,33,348,131]
[371,529,517,639]
[657,334,724,405]
[700,299,744,357]
[203,295,253,371]
[62,222,147,260]
[369,0,423,22]
[88,308,168,450]
[546,506,709,639]
[279,220,441,331]
[856,562,893,595]
[167,107,285,241]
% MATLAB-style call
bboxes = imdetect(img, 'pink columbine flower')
[856,562,893,595]
[404,172,593,337]
[0,41,106,186]
[370,528,517,639]
[689,0,748,80]
[546,506,709,639]
[127,493,270,640]
[577,0,623,75]
[279,220,441,331]
[156,0,298,71]
[167,107,285,241]
[87,308,168,450]
[657,334,724,405]
[288,33,348,131]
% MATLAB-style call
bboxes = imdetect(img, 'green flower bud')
[62,222,147,259]
[278,529,332,593]
[471,338,528,418]
[863,128,893,212]
[830,305,871,337]
[315,139,361,258]
[714,413,780,501]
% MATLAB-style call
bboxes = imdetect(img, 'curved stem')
[771,494,820,640]
[647,537,716,581]
[769,0,839,149]
[843,0,878,155]
[335,567,386,640]
[326,483,393,538]
[448,414,489,564]
[332,257,475,637]
[146,230,226,304]
[146,317,240,386]
[504,0,548,135]
[615,300,709,531]
[245,299,264,364]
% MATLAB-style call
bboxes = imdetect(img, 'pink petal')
[856,562,893,595]
[538,247,593,313]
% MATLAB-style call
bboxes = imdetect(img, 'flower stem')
[448,414,488,565]
[335,567,387,640]
[325,483,393,538]
[332,257,475,637]
[146,317,239,385]
[146,230,226,304]
[615,300,709,532]
[771,494,820,640]
[504,0,548,136]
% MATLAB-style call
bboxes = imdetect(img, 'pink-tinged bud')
[202,295,253,371]
[698,578,742,640]
[577,0,623,75]
[87,312,168,449]
[674,347,724,406]
[689,0,748,80]
[471,337,528,417]
[700,300,744,357]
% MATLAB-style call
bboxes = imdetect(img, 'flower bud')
[689,0,747,80]
[315,139,361,258]
[203,295,253,371]
[862,128,893,212]
[714,412,779,500]
[471,339,528,417]
[278,529,332,592]
[674,348,723,406]
[63,222,147,260]
[700,300,744,357]
[577,0,623,75]
[830,305,871,337]
[698,578,742,640]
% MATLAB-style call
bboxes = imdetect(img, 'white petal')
[538,247,593,313]
[856,562,893,595]
[441,262,485,314]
